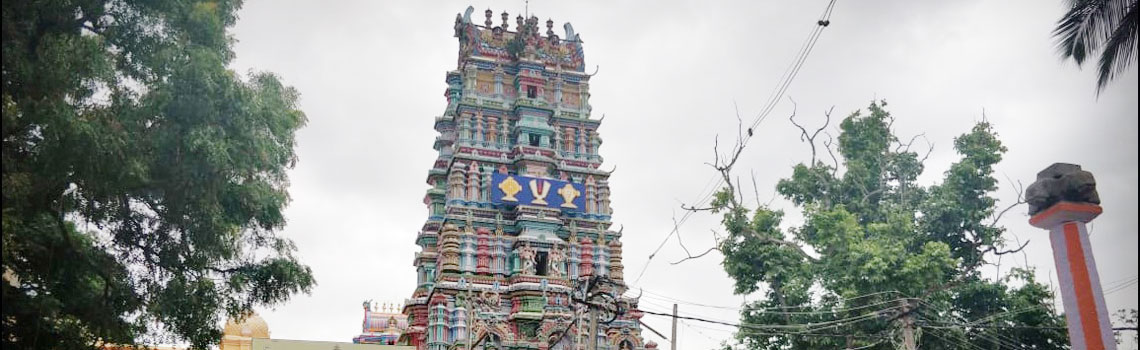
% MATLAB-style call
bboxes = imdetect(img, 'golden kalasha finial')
[501,11,510,30]
[484,9,493,27]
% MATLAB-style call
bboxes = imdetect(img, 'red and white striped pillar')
[1029,202,1115,350]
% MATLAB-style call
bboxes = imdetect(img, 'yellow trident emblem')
[528,179,552,205]
[557,184,581,208]
[497,176,522,202]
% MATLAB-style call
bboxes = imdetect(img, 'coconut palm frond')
[1096,0,1139,92]
[1054,0,1138,92]
[1054,0,1116,64]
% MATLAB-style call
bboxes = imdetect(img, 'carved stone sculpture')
[1026,163,1100,215]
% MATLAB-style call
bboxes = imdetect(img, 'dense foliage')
[2,1,314,349]
[713,102,1068,349]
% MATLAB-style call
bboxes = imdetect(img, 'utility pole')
[670,304,678,350]
[900,299,916,350]
[588,307,598,350]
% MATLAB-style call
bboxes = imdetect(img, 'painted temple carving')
[355,6,646,350]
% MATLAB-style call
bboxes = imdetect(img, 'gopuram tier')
[397,7,646,350]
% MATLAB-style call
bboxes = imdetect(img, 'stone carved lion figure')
[1025,163,1100,215]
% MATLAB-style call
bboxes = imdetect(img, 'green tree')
[1054,0,1139,93]
[2,1,315,349]
[707,102,1067,349]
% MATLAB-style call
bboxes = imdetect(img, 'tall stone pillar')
[1026,163,1113,350]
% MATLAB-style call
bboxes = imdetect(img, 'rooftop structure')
[354,302,410,345]
[220,312,409,350]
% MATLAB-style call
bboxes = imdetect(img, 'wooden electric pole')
[670,304,678,350]
[588,306,598,350]
[899,299,917,350]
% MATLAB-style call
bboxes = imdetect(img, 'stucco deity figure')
[519,243,537,275]
[549,247,565,277]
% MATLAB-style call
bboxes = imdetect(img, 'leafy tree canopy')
[2,1,315,349]
[711,102,1067,349]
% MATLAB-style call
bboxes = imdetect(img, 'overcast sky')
[228,1,1138,349]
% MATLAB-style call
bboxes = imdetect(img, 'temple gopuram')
[354,302,410,345]
[391,7,647,350]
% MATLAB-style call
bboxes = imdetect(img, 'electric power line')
[631,174,722,285]
[631,0,842,286]
[1104,276,1139,296]
[637,301,897,335]
[628,287,902,315]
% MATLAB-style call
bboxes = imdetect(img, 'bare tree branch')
[1013,234,1032,270]
[987,239,1031,256]
[816,107,833,142]
[861,188,885,204]
[918,137,935,165]
[671,246,719,265]
[741,227,817,262]
[674,215,694,257]
[765,189,779,207]
[751,169,761,209]
[895,132,927,153]
[735,101,744,153]
[672,226,723,265]
[736,176,745,207]
[989,179,1026,228]
[788,97,835,166]
[711,135,721,169]
[823,131,839,172]
[678,99,818,266]
[679,204,716,212]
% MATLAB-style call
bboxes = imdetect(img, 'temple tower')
[398,7,646,350]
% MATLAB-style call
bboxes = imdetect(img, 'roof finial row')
[363,300,404,313]
[477,8,576,40]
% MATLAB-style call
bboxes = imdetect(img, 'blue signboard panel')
[491,173,587,211]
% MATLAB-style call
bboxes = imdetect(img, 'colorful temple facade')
[354,302,410,345]
[392,7,646,350]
